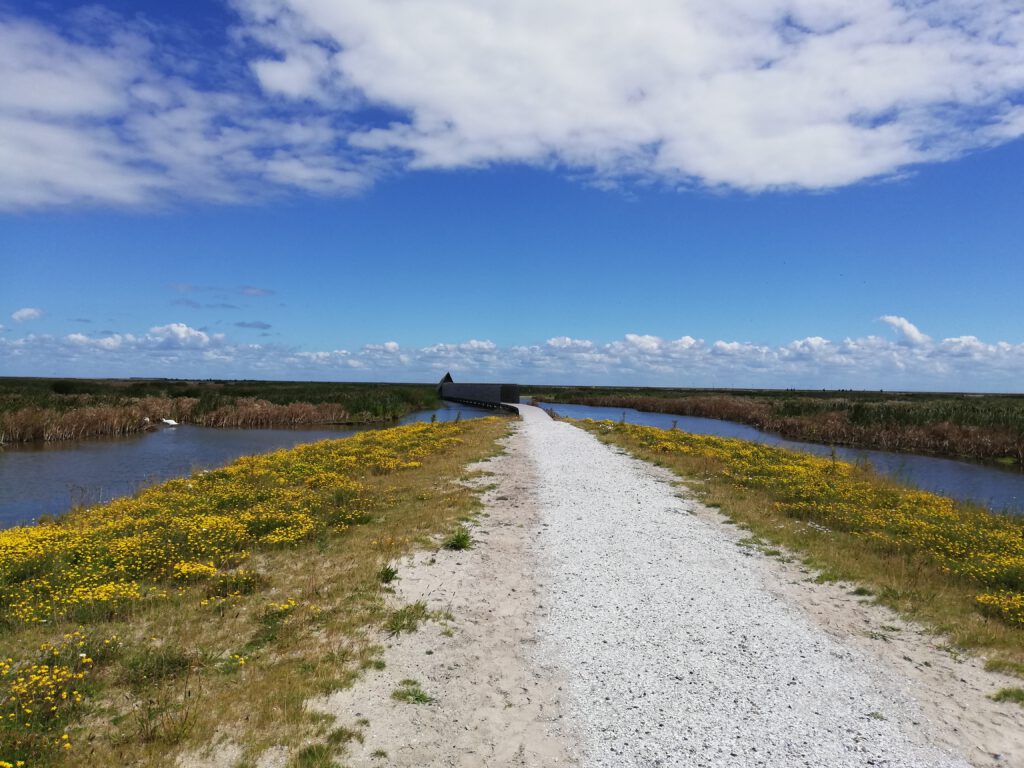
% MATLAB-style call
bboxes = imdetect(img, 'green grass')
[391,679,433,704]
[442,525,473,551]
[991,687,1024,705]
[0,377,440,415]
[385,601,430,635]
[121,646,195,688]
[986,658,1024,678]
[289,744,340,768]
[326,726,363,746]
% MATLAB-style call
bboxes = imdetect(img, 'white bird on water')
[161,418,178,426]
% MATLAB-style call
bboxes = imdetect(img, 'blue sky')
[2,1,1023,390]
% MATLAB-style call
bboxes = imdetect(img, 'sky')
[1,0,1023,391]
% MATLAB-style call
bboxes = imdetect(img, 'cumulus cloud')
[1,316,1023,391]
[11,307,42,322]
[55,323,226,361]
[2,2,1024,208]
[149,323,223,348]
[547,337,594,351]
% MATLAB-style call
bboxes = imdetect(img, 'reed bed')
[538,390,1024,465]
[0,417,508,766]
[185,398,352,428]
[584,420,1024,660]
[0,379,441,445]
[1,404,161,443]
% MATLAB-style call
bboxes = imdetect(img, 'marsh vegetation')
[0,378,440,445]
[531,386,1024,466]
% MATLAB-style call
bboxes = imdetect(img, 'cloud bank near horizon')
[1,317,1022,392]
[1,1,1023,208]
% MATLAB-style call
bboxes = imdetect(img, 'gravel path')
[518,404,969,768]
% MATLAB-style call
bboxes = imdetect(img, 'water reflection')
[541,402,1024,516]
[0,403,495,528]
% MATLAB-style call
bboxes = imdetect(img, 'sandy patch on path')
[306,423,577,767]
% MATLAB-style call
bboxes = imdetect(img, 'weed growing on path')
[443,525,473,551]
[391,679,433,704]
[386,602,430,635]
[991,688,1024,706]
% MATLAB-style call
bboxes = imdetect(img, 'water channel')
[539,401,1024,516]
[4,400,1023,528]
[0,403,495,529]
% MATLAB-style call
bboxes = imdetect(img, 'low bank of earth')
[192,405,1023,767]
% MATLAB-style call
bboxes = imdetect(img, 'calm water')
[540,402,1024,516]
[0,403,495,528]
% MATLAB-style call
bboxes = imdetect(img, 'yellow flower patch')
[0,420,479,764]
[0,421,466,626]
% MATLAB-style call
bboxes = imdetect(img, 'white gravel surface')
[518,404,970,768]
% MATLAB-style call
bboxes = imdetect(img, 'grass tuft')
[991,687,1024,706]
[289,744,340,768]
[442,525,473,551]
[985,658,1024,678]
[121,645,195,687]
[385,601,430,635]
[326,725,364,746]
[391,679,433,704]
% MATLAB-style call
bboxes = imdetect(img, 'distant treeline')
[526,386,1024,466]
[0,378,440,444]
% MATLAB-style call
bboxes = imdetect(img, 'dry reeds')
[193,398,351,428]
[0,398,358,444]
[551,394,1024,465]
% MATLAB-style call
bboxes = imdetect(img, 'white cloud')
[251,44,332,100]
[2,316,1022,391]
[880,315,931,346]
[0,14,369,209]
[11,307,42,322]
[237,0,1024,191]
[1,2,1024,208]
[148,323,224,349]
[547,337,594,351]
